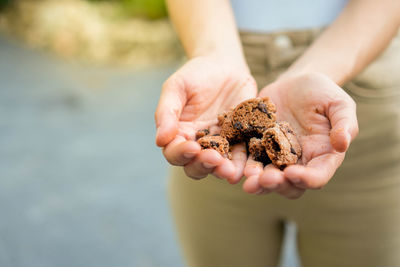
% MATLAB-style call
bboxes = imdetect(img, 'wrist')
[278,70,338,86]
[280,64,350,86]
[191,47,250,73]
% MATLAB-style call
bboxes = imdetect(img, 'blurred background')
[0,0,299,266]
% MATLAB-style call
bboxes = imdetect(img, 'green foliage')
[88,0,167,19]
[121,0,167,19]
[0,0,167,19]
[0,0,12,10]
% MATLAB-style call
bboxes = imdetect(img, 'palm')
[173,57,257,140]
[256,73,358,190]
[156,56,257,182]
[261,77,337,165]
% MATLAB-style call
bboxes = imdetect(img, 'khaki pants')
[168,30,400,267]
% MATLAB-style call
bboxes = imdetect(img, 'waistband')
[239,29,323,74]
[239,29,400,103]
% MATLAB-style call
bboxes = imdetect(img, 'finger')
[328,98,359,153]
[155,77,186,147]
[259,164,285,190]
[227,143,247,184]
[242,156,264,193]
[184,149,224,180]
[163,135,201,166]
[284,152,344,189]
[243,175,270,194]
[274,180,306,199]
[258,165,304,198]
[244,156,264,179]
[213,158,236,182]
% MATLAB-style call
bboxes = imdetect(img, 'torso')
[230,0,348,33]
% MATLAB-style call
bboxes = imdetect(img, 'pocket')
[345,35,400,103]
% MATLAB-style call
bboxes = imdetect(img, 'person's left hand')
[242,73,359,199]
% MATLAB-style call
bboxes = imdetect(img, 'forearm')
[166,0,246,66]
[283,0,400,86]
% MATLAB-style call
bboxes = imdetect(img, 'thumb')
[328,97,359,153]
[155,77,186,147]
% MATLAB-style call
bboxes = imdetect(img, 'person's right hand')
[155,55,256,182]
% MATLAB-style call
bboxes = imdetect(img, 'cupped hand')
[155,55,257,182]
[243,73,359,199]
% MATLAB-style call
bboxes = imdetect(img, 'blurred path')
[0,35,183,267]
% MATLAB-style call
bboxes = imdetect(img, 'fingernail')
[255,188,264,194]
[183,152,196,159]
[203,162,216,169]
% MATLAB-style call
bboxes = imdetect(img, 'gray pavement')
[0,34,183,267]
[0,34,299,267]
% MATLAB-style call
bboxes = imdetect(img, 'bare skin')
[155,0,251,182]
[156,0,400,199]
[155,55,254,182]
[242,73,358,199]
